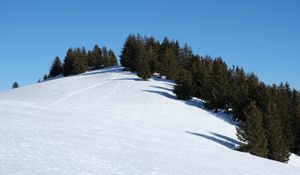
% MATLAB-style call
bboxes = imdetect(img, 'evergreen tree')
[135,37,151,80]
[174,68,194,100]
[145,37,160,74]
[265,101,290,162]
[136,58,151,80]
[157,47,179,80]
[120,35,138,71]
[73,47,88,74]
[108,49,118,66]
[179,43,193,69]
[63,48,76,76]
[291,90,300,154]
[236,101,268,158]
[190,56,212,102]
[49,56,63,78]
[88,45,103,70]
[63,47,88,76]
[206,58,231,111]
[12,81,19,89]
[43,74,48,81]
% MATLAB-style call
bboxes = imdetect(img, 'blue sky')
[0,0,299,91]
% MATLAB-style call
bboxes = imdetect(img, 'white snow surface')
[0,66,299,175]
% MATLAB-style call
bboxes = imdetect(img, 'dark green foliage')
[206,58,231,110]
[49,56,63,78]
[145,37,160,74]
[108,49,118,66]
[120,35,138,71]
[174,68,194,100]
[88,45,103,70]
[179,43,193,69]
[43,74,48,81]
[63,48,88,76]
[136,58,151,80]
[63,48,76,76]
[265,101,290,162]
[12,81,19,89]
[237,101,268,158]
[190,56,212,102]
[291,90,300,154]
[73,47,88,75]
[157,47,179,80]
[230,68,261,121]
[157,38,180,80]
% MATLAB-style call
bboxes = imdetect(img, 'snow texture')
[0,66,299,175]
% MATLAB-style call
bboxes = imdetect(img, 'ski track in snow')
[88,72,121,109]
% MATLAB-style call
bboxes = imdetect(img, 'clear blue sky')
[0,0,299,91]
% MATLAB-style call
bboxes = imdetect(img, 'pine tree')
[291,90,300,154]
[179,43,193,69]
[120,35,138,71]
[108,49,118,66]
[73,47,88,74]
[157,47,179,80]
[88,45,103,70]
[135,37,151,80]
[206,58,231,111]
[190,56,212,102]
[136,58,151,80]
[265,101,290,162]
[145,37,160,74]
[49,56,63,78]
[63,48,76,76]
[237,101,268,158]
[12,81,19,89]
[174,68,194,100]
[43,74,48,81]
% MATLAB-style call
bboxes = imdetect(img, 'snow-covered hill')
[0,67,299,175]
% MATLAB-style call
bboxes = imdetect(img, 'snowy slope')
[0,67,299,175]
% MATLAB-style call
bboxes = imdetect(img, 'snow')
[0,66,299,175]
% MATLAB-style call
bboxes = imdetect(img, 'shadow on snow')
[186,131,240,150]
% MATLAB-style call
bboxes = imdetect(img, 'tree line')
[12,44,118,89]
[46,45,118,79]
[120,34,300,162]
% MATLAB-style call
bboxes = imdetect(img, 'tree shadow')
[150,85,173,92]
[82,66,121,76]
[186,131,240,150]
[114,77,142,81]
[142,90,177,100]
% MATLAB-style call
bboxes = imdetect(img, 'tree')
[49,56,63,78]
[12,81,19,89]
[108,49,118,66]
[157,47,179,80]
[145,37,160,74]
[63,48,88,76]
[135,37,151,80]
[88,44,103,70]
[63,48,76,76]
[206,58,231,111]
[43,74,48,81]
[265,101,290,162]
[120,35,138,71]
[174,68,194,100]
[179,43,193,69]
[136,58,151,80]
[237,101,268,158]
[73,47,88,74]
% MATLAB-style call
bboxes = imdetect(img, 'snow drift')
[0,67,299,175]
